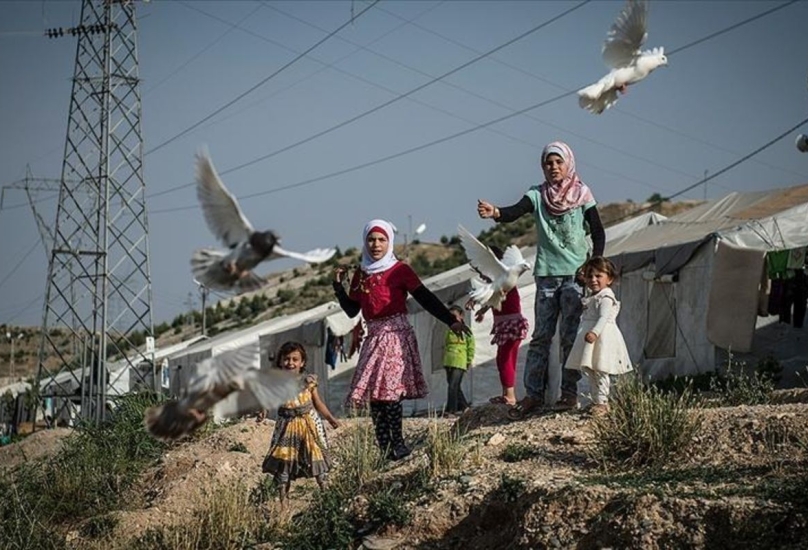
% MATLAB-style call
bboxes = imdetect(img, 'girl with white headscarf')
[333,219,468,461]
[476,141,606,419]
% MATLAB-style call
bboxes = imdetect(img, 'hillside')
[1,388,807,549]
[0,200,698,384]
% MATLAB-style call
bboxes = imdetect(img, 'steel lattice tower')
[36,0,154,424]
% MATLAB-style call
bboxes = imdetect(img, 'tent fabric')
[706,239,767,353]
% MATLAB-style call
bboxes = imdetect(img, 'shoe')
[506,395,542,421]
[387,443,412,461]
[588,404,609,417]
[553,395,578,411]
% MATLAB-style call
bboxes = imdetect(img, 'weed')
[227,442,249,453]
[248,475,278,505]
[498,473,526,503]
[78,514,119,539]
[500,442,540,463]
[367,486,412,527]
[589,374,703,469]
[710,355,776,406]
[425,415,466,478]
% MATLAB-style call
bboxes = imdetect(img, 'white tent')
[607,184,808,383]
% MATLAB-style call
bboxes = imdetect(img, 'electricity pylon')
[36,0,154,425]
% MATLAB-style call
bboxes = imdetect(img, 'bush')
[500,442,540,463]
[710,355,777,407]
[589,374,703,469]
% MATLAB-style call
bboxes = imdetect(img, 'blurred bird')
[144,342,304,441]
[578,0,667,114]
[457,225,531,311]
[191,151,336,293]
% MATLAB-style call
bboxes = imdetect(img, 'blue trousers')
[523,276,583,402]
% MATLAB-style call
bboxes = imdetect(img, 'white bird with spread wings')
[457,225,531,311]
[144,342,304,441]
[577,0,667,114]
[191,151,336,293]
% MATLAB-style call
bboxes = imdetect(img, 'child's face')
[586,268,613,293]
[542,153,569,185]
[366,231,389,261]
[280,350,305,371]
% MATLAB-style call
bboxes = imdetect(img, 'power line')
[607,114,808,226]
[144,0,381,156]
[149,0,591,199]
[666,0,799,57]
[146,0,800,207]
[0,238,40,292]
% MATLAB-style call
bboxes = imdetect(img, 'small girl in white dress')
[565,257,632,415]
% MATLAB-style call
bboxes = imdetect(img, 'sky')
[1,0,807,329]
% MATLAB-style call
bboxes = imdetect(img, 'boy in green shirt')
[443,305,475,414]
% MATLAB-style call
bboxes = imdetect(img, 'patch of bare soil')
[0,427,71,470]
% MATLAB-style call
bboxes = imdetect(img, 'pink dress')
[345,262,429,406]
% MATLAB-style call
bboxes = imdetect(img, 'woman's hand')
[477,199,498,219]
[328,418,341,429]
[333,266,347,284]
[450,320,472,336]
[585,331,598,343]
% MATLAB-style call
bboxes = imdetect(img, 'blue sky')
[1,0,807,328]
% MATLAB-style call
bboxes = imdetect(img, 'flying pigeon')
[144,342,304,441]
[191,151,337,293]
[577,0,667,114]
[457,225,531,311]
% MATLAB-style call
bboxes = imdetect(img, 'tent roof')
[606,183,808,274]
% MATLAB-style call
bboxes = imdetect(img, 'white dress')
[565,287,632,375]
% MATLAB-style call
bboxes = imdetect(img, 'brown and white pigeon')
[190,151,336,293]
[144,342,303,441]
[578,0,667,114]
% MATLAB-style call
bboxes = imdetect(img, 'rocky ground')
[3,390,808,549]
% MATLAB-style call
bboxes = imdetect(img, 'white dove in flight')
[144,342,304,441]
[577,0,667,114]
[190,151,336,293]
[457,225,531,311]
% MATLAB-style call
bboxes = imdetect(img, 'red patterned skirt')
[490,313,529,346]
[346,313,428,407]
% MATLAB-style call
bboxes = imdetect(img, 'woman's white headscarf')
[361,219,398,274]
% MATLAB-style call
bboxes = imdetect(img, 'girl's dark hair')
[583,256,619,280]
[274,341,307,370]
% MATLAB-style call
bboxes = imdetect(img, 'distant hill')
[0,200,700,383]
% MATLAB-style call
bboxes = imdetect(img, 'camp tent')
[607,184,808,383]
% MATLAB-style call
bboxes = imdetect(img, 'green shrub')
[710,355,776,406]
[589,374,703,469]
[500,442,540,463]
[367,487,412,527]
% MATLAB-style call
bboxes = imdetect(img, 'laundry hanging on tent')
[348,321,364,358]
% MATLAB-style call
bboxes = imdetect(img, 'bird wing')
[468,276,494,306]
[499,245,527,269]
[457,225,507,281]
[195,151,254,248]
[269,245,337,264]
[602,0,648,68]
[186,341,261,401]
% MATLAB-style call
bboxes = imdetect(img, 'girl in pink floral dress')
[333,219,468,461]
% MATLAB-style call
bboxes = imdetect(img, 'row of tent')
[5,183,808,427]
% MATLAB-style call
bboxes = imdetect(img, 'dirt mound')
[0,427,71,470]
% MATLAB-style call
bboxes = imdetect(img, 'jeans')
[524,276,583,402]
[444,367,469,413]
